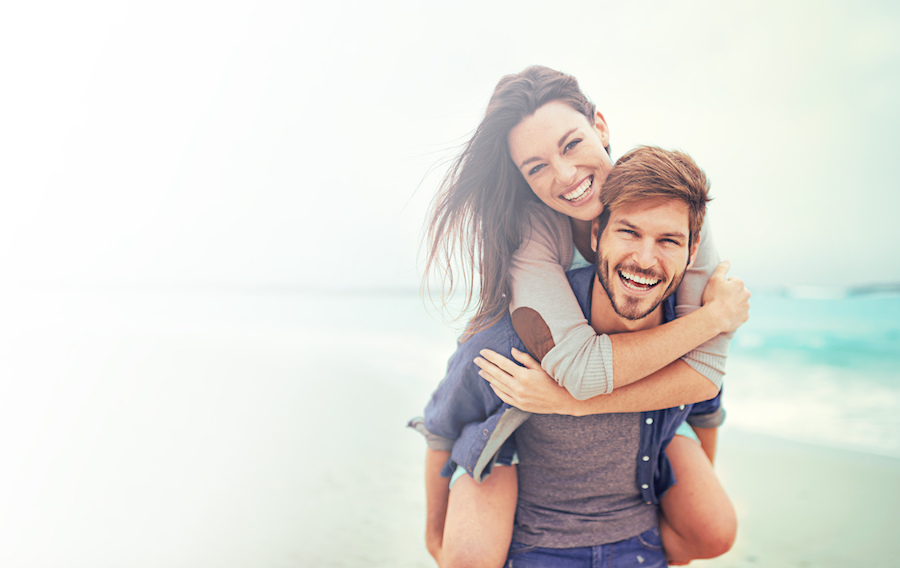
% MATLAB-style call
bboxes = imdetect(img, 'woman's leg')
[658,435,737,565]
[441,465,518,568]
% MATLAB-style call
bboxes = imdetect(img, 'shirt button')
[483,429,489,436]
[642,456,650,461]
[641,484,649,489]
[646,501,652,505]
[645,418,653,425]
[679,405,685,410]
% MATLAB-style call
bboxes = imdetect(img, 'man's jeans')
[505,527,666,568]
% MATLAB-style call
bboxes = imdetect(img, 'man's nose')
[633,240,658,268]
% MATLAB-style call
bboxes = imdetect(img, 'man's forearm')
[569,360,719,416]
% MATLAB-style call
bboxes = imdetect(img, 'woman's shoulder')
[519,200,569,227]
[517,201,572,252]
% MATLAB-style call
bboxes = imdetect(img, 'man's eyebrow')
[612,219,686,240]
[517,128,579,169]
[612,219,637,229]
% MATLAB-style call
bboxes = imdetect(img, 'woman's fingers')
[474,356,513,391]
[711,260,731,281]
[488,382,516,406]
[510,347,541,369]
[479,349,526,376]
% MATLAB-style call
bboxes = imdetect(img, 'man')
[415,146,740,567]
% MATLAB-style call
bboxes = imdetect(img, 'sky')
[1,0,898,291]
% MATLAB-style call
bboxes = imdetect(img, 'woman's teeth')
[562,177,592,202]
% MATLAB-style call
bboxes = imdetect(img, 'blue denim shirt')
[418,266,723,505]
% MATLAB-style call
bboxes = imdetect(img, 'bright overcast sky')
[1,0,898,290]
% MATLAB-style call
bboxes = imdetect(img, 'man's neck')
[589,274,663,335]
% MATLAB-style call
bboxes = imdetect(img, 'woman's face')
[508,100,613,222]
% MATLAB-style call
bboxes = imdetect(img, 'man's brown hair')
[599,146,711,250]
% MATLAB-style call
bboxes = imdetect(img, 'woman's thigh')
[660,435,736,552]
[443,465,518,568]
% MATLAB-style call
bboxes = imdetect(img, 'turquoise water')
[709,291,900,457]
[734,292,900,375]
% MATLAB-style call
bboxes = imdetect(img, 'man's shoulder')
[454,314,517,357]
[565,265,594,318]
[662,295,677,324]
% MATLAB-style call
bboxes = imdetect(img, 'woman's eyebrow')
[557,128,577,148]
[517,128,579,169]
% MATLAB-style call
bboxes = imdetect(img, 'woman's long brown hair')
[423,66,597,338]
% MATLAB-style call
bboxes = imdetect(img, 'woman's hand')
[474,348,577,415]
[701,260,750,334]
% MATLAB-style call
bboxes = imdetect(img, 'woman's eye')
[564,139,581,153]
[528,164,546,176]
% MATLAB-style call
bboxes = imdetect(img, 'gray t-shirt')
[512,412,658,548]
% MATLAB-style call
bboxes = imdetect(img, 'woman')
[419,66,749,567]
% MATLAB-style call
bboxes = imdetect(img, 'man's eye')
[661,239,681,246]
[528,164,546,176]
[618,230,638,237]
[564,139,581,152]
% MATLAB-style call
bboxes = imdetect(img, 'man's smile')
[618,268,664,293]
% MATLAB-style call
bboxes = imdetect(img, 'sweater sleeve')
[674,218,731,388]
[508,203,615,400]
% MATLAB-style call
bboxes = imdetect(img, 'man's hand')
[701,260,750,334]
[475,348,577,414]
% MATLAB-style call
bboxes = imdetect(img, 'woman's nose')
[556,161,577,185]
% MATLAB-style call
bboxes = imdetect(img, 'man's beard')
[596,257,686,321]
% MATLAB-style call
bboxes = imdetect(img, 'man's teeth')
[562,177,592,202]
[620,271,660,286]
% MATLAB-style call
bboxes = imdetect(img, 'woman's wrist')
[694,301,728,338]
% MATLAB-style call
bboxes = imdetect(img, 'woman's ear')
[594,111,610,147]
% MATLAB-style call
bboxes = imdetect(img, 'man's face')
[594,197,697,321]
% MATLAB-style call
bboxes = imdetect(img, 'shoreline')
[693,427,900,567]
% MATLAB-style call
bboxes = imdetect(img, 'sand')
[692,428,900,567]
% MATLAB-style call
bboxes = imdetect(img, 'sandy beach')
[0,287,897,567]
[674,429,900,567]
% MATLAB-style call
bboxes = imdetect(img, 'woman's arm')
[510,205,744,399]
[476,348,719,415]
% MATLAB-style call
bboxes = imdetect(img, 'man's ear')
[591,217,602,253]
[594,111,610,148]
[687,232,701,269]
